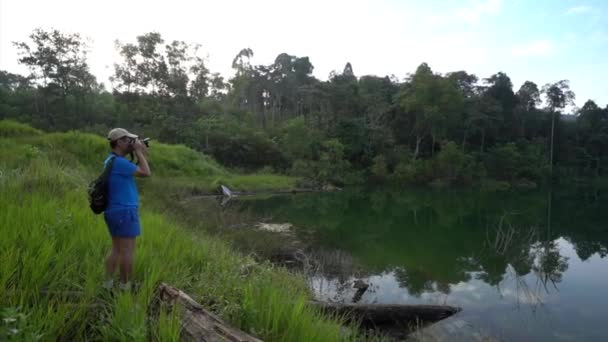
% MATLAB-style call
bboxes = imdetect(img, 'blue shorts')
[104,208,141,238]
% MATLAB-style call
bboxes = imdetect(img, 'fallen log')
[155,283,262,342]
[310,301,461,326]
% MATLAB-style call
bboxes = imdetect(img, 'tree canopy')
[2,28,607,187]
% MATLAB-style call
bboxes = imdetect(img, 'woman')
[102,128,151,290]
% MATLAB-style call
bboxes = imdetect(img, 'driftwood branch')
[156,283,262,342]
[310,301,461,326]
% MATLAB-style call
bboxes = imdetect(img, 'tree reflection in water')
[237,187,607,304]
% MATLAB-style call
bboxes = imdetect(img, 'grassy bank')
[0,120,352,341]
[0,119,298,194]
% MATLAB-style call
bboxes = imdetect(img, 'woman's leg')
[118,237,136,284]
[105,236,120,278]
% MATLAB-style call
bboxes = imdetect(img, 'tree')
[317,138,351,185]
[342,62,356,81]
[517,81,541,111]
[465,94,502,153]
[0,71,33,119]
[483,72,517,141]
[231,48,254,74]
[542,80,575,173]
[112,32,208,99]
[326,62,361,128]
[435,141,475,184]
[13,28,97,128]
[229,48,259,116]
[516,81,541,137]
[0,70,31,91]
[397,63,435,159]
[14,28,96,94]
[485,143,521,181]
[208,72,227,100]
[371,154,389,181]
[576,100,608,176]
[3,27,605,188]
[447,71,478,150]
[447,71,478,98]
[277,116,317,161]
[165,40,192,98]
[189,55,210,99]
[397,63,463,158]
[359,75,398,160]
[112,32,165,94]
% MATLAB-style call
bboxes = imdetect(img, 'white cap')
[107,128,138,141]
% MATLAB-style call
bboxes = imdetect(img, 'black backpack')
[88,155,116,214]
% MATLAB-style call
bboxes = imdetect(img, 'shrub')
[0,119,43,137]
[316,139,351,185]
[435,141,477,184]
[371,154,389,181]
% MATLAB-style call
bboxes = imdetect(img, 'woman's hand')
[133,139,146,151]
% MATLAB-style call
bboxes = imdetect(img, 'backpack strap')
[101,155,117,181]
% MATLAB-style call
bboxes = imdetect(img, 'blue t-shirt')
[104,153,138,211]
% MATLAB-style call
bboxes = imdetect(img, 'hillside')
[0,120,351,341]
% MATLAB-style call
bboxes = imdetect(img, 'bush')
[484,141,549,184]
[316,139,351,185]
[481,179,512,192]
[435,141,477,184]
[371,154,389,181]
[386,145,412,171]
[0,119,43,137]
[484,143,521,181]
[393,158,434,184]
[205,128,287,171]
[289,159,316,178]
[257,165,275,174]
[275,117,319,162]
[517,140,550,182]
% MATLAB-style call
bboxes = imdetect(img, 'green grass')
[0,119,43,137]
[0,119,297,193]
[0,121,353,341]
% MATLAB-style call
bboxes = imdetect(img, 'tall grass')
[0,119,297,193]
[0,121,350,341]
[0,119,43,137]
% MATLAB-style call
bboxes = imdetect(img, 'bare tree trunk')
[462,131,467,151]
[260,95,267,130]
[33,88,40,117]
[413,136,423,160]
[549,111,555,174]
[271,95,276,127]
[480,129,486,154]
[546,187,553,241]
[205,124,210,150]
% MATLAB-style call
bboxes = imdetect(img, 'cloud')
[456,0,502,23]
[591,30,608,44]
[511,40,555,57]
[425,0,502,25]
[567,6,592,15]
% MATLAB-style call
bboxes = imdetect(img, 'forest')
[2,28,607,188]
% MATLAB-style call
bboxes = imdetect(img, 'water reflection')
[238,188,608,341]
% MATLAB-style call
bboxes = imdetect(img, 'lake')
[236,187,608,341]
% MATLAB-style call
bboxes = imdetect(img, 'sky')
[1,0,607,108]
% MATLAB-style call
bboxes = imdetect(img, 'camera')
[129,137,151,148]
